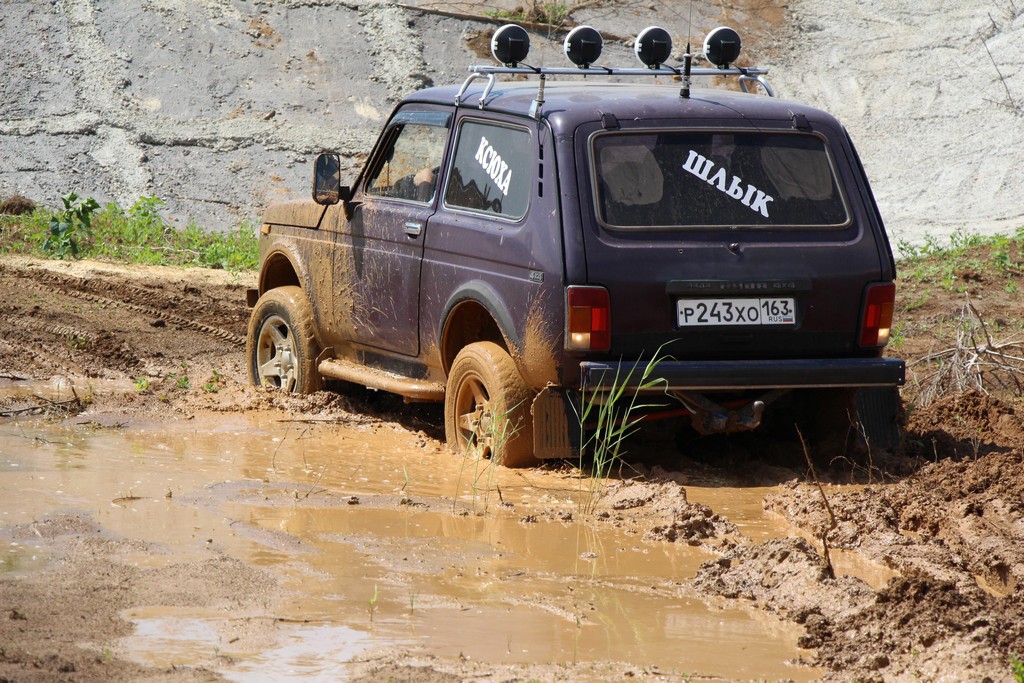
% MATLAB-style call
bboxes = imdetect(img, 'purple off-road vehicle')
[246,25,904,466]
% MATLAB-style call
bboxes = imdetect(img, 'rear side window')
[592,131,849,229]
[444,120,531,220]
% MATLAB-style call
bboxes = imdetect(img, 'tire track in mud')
[0,323,89,377]
[6,317,97,346]
[11,266,246,347]
[4,315,144,374]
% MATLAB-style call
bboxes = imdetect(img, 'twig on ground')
[797,426,837,579]
[302,464,328,499]
[0,398,81,417]
[271,426,289,470]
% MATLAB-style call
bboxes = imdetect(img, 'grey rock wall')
[0,0,734,230]
[4,0,1022,245]
[0,0,473,228]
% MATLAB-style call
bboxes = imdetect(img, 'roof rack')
[454,24,775,117]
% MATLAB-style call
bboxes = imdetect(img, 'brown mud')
[1,253,1023,682]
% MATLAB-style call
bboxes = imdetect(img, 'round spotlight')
[703,26,742,68]
[634,26,673,69]
[564,26,603,68]
[491,24,530,67]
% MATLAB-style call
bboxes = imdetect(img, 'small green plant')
[368,584,380,622]
[888,321,906,349]
[453,404,514,514]
[202,369,222,393]
[44,193,100,259]
[66,333,90,350]
[486,2,571,25]
[173,362,191,390]
[129,194,166,227]
[901,289,931,313]
[576,346,670,514]
[1010,651,1024,683]
[134,377,151,393]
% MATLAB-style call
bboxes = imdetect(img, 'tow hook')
[672,390,786,435]
[692,399,765,434]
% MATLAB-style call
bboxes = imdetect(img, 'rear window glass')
[444,120,531,220]
[592,131,849,229]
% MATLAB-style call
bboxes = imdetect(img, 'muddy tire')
[247,286,321,393]
[445,341,538,468]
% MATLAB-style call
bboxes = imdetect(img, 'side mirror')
[312,153,352,205]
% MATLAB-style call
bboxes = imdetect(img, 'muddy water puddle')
[1,402,827,680]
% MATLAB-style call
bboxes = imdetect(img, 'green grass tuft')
[1011,651,1024,683]
[0,194,258,271]
[576,345,671,514]
[896,227,1024,291]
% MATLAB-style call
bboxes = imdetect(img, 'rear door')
[420,113,565,386]
[575,119,886,361]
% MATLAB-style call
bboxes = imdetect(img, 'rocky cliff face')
[0,0,467,229]
[767,1,1024,247]
[2,0,1022,245]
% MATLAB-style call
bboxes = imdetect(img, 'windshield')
[591,131,849,229]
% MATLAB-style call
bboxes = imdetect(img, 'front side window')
[367,122,448,204]
[592,131,849,229]
[444,120,531,220]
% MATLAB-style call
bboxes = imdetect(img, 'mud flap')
[531,387,581,459]
[855,387,901,451]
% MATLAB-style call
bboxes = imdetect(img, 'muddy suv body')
[247,48,904,465]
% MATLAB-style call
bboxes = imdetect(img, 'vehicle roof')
[405,81,843,131]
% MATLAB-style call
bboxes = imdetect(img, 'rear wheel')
[247,286,321,394]
[445,341,538,468]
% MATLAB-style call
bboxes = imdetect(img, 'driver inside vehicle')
[411,165,438,202]
[369,123,447,204]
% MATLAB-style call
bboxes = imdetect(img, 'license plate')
[677,298,796,327]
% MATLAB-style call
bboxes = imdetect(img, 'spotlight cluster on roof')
[457,23,774,115]
[489,23,748,71]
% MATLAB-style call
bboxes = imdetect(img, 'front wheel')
[246,286,321,393]
[445,341,538,468]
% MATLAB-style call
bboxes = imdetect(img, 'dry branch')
[909,298,1024,405]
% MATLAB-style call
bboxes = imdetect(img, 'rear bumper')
[580,357,905,391]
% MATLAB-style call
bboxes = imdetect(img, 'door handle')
[404,222,422,237]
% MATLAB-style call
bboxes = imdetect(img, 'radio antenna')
[681,0,694,98]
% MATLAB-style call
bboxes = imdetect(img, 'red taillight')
[859,282,895,348]
[566,286,611,351]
